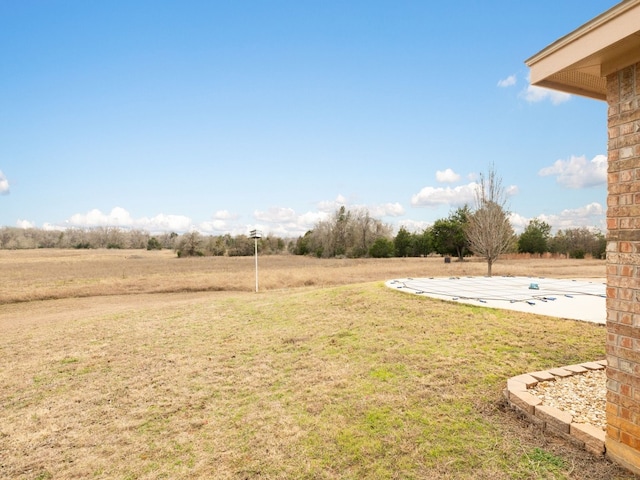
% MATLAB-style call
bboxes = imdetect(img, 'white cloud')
[506,185,520,197]
[42,223,64,231]
[395,219,431,233]
[251,207,326,237]
[521,84,571,105]
[508,212,529,234]
[521,202,606,233]
[213,210,238,220]
[57,202,336,238]
[198,219,230,233]
[0,171,10,194]
[17,219,35,229]
[538,154,607,189]
[298,210,328,228]
[65,208,193,232]
[411,177,519,211]
[315,195,401,218]
[67,207,133,227]
[369,202,405,217]
[317,194,348,213]
[254,207,297,223]
[196,210,243,234]
[436,168,461,183]
[137,213,193,232]
[411,182,478,208]
[498,200,606,235]
[497,74,517,88]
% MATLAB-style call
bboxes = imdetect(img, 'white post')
[254,236,259,293]
[250,229,262,293]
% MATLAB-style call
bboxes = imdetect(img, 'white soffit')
[526,0,640,101]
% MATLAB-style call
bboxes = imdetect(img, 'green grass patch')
[519,447,568,478]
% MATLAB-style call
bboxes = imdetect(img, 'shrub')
[147,237,162,251]
[369,238,394,258]
[570,249,586,259]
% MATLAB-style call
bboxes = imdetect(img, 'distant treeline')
[0,206,606,260]
[293,207,606,260]
[0,227,292,256]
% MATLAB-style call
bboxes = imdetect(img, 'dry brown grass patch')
[0,249,605,304]
[2,250,630,479]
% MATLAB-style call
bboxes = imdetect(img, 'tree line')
[0,168,605,266]
[0,227,291,256]
[0,214,604,261]
[384,213,605,260]
[290,167,605,275]
[290,167,605,276]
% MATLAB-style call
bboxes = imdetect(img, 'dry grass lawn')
[1,250,634,479]
[0,249,606,304]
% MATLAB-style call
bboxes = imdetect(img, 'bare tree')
[175,231,204,257]
[331,206,350,257]
[351,208,392,258]
[127,229,149,249]
[159,232,179,249]
[299,206,393,258]
[466,165,514,276]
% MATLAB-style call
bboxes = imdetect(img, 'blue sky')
[0,1,615,237]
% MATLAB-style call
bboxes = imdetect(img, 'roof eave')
[526,0,640,100]
[535,79,606,101]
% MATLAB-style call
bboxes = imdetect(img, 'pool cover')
[386,276,606,324]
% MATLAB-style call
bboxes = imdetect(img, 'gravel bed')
[528,369,606,429]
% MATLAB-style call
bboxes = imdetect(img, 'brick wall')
[605,61,640,474]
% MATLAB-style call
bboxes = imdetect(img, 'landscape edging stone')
[504,360,607,456]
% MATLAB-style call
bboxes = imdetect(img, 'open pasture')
[2,250,632,479]
[0,249,606,304]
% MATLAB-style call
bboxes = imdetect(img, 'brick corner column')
[605,61,640,474]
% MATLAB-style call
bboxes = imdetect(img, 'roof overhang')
[526,0,640,101]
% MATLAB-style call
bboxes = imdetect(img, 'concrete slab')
[386,276,606,324]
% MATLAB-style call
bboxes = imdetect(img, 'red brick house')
[526,0,640,473]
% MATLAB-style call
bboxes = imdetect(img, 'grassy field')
[0,249,607,304]
[1,250,634,479]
